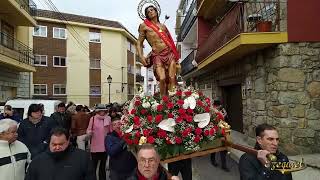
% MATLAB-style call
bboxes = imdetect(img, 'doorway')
[222,84,243,133]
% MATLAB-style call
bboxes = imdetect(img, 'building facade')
[0,0,37,104]
[32,10,137,107]
[177,0,320,155]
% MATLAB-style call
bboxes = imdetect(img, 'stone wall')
[194,42,320,155]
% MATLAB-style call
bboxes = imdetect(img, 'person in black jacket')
[126,143,179,180]
[25,127,95,180]
[239,124,292,180]
[50,102,71,131]
[17,104,54,159]
[105,115,137,180]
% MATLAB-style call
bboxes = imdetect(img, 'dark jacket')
[50,112,71,131]
[0,113,21,123]
[239,145,293,180]
[25,146,95,180]
[17,116,53,159]
[105,131,137,174]
[126,167,170,180]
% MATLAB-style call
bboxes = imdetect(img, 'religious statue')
[136,0,181,96]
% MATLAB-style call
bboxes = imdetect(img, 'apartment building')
[32,10,137,107]
[0,0,37,103]
[176,0,320,155]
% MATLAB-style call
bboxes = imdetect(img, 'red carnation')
[157,130,167,138]
[166,138,172,145]
[205,106,210,113]
[134,100,141,106]
[147,136,155,144]
[143,129,151,136]
[185,115,193,123]
[205,98,211,105]
[130,109,136,115]
[209,128,216,136]
[147,115,153,123]
[177,99,184,106]
[135,131,141,138]
[155,114,163,123]
[216,112,224,120]
[140,109,147,115]
[126,139,133,145]
[178,108,186,115]
[133,116,140,125]
[162,96,169,102]
[197,100,204,107]
[157,104,163,111]
[198,91,204,96]
[168,113,174,118]
[133,138,139,145]
[176,91,182,96]
[184,91,192,96]
[204,130,210,136]
[221,129,226,136]
[195,128,202,135]
[194,136,201,143]
[182,130,189,137]
[175,117,183,123]
[175,137,182,144]
[167,102,174,109]
[187,108,193,114]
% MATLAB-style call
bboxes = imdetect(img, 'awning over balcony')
[0,0,37,26]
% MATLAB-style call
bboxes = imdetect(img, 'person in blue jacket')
[105,114,137,180]
[0,105,21,123]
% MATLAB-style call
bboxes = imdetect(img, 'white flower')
[158,118,176,132]
[142,102,151,108]
[151,102,159,110]
[125,124,133,133]
[194,113,210,128]
[192,93,199,99]
[183,96,196,109]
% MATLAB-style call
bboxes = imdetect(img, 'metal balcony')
[0,31,35,72]
[15,0,37,16]
[196,1,285,64]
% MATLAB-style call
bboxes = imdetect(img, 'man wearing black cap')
[105,114,137,180]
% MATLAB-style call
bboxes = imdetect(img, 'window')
[89,32,101,43]
[90,59,101,69]
[53,56,66,67]
[90,86,101,95]
[34,84,47,95]
[53,27,67,39]
[127,41,136,53]
[53,84,66,95]
[34,55,47,66]
[33,26,47,37]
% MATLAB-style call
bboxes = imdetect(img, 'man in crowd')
[0,105,21,123]
[239,123,292,180]
[51,102,71,131]
[71,105,91,150]
[18,104,54,159]
[128,143,179,180]
[25,127,95,180]
[0,119,31,180]
[105,114,137,180]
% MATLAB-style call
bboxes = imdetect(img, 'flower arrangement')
[120,88,228,160]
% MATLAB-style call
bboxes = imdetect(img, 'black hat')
[111,114,121,122]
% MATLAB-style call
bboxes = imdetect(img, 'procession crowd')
[0,100,292,180]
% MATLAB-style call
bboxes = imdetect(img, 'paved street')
[191,154,240,180]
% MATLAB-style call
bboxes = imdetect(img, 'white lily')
[157,118,176,132]
[142,102,151,108]
[194,113,210,128]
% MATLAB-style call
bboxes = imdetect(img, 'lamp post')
[107,75,112,104]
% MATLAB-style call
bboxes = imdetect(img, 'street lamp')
[107,75,112,104]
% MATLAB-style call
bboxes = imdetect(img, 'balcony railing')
[178,0,197,42]
[0,31,35,66]
[181,50,196,76]
[15,0,37,16]
[196,1,283,63]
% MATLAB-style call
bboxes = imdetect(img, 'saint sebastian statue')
[136,5,180,96]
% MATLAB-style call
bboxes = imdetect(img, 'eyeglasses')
[138,158,156,165]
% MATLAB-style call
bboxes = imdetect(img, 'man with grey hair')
[0,118,31,180]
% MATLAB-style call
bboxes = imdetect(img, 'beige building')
[32,10,137,106]
[0,0,37,104]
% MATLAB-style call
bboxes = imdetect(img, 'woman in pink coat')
[87,104,112,180]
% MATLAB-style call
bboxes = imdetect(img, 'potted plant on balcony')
[256,20,272,32]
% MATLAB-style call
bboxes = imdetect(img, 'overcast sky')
[35,0,180,43]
